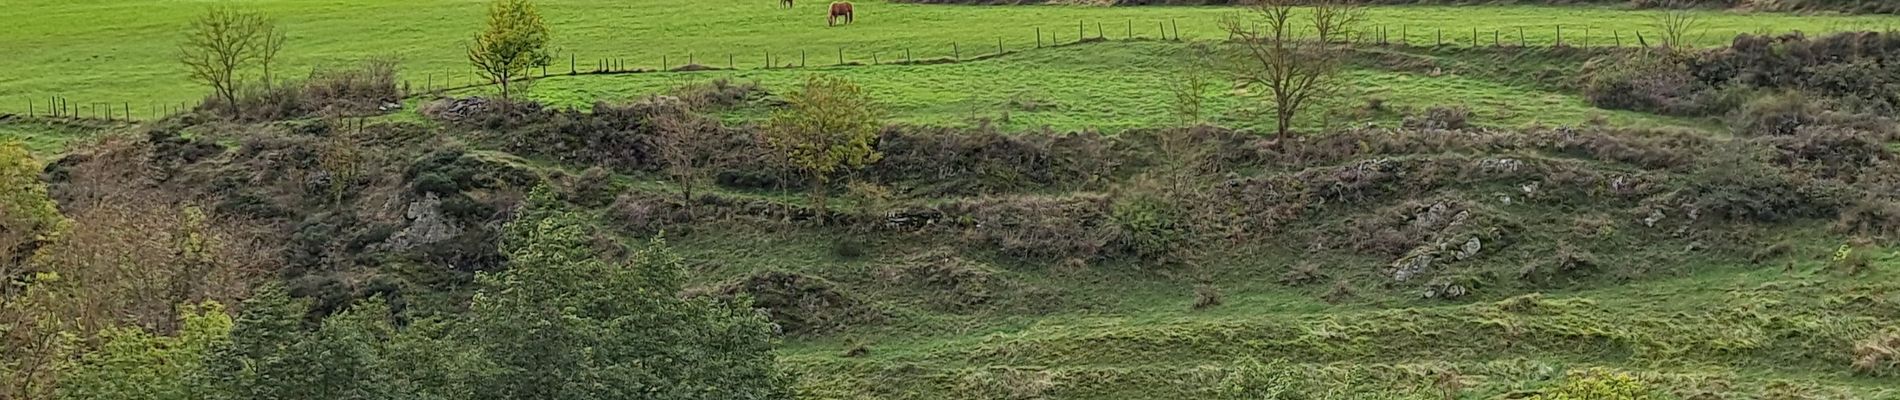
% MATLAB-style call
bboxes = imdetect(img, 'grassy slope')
[658,218,1899,399]
[6,0,1900,116]
[507,41,1708,132]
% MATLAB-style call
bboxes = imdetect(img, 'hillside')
[6,1,1900,399]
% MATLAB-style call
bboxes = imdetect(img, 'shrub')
[1401,105,1471,130]
[1729,91,1820,136]
[1583,52,1702,115]
[302,57,402,116]
[1192,284,1223,310]
[943,195,1116,261]
[1834,200,1900,238]
[668,78,766,109]
[1109,179,1185,260]
[1687,141,1841,221]
[707,270,883,335]
[217,58,404,121]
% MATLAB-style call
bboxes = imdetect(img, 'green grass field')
[507,41,1707,132]
[6,0,1900,121]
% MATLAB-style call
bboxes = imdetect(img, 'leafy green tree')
[762,75,882,219]
[2,140,68,400]
[467,0,552,101]
[193,283,308,400]
[54,302,231,400]
[467,186,791,400]
[1,140,64,272]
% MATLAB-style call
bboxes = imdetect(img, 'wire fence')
[5,18,1789,123]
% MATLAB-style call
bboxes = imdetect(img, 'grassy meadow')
[6,0,1900,123]
[509,41,1709,131]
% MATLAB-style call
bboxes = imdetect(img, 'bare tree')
[259,21,289,88]
[1218,0,1363,138]
[179,8,273,116]
[1655,5,1702,50]
[651,102,721,218]
[1165,43,1216,129]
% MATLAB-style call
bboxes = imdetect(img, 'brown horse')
[828,2,853,26]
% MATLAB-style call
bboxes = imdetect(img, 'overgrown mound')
[875,249,1062,312]
[1586,31,1900,136]
[703,270,886,335]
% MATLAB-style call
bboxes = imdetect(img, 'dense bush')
[1108,179,1185,260]
[210,58,404,121]
[1687,142,1844,222]
[1401,105,1472,130]
[869,127,1120,196]
[1583,52,1703,115]
[1728,91,1821,137]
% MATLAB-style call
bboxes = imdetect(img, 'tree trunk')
[682,180,695,220]
[811,172,828,223]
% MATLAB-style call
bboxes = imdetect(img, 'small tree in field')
[652,104,721,217]
[1218,0,1362,138]
[1654,4,1702,50]
[179,8,276,116]
[468,0,552,102]
[763,75,882,219]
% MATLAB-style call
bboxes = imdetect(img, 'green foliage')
[763,75,882,216]
[1,140,66,263]
[1527,369,1662,400]
[55,302,231,400]
[467,0,551,100]
[1110,180,1184,260]
[1688,141,1840,221]
[194,283,315,400]
[1583,52,1700,114]
[468,185,791,400]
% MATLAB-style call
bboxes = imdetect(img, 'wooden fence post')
[1402,25,1408,46]
[1519,27,1526,46]
[1127,19,1133,39]
[1614,30,1622,47]
[954,42,960,59]
[1036,27,1042,48]
[1556,25,1564,47]
[1436,28,1442,46]
[1473,28,1479,47]
[124,103,129,121]
[802,50,807,67]
[998,37,1004,54]
[570,54,576,74]
[1171,18,1178,40]
[1097,22,1103,39]
[838,47,844,64]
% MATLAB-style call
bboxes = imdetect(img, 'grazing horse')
[781,0,793,8]
[828,2,853,26]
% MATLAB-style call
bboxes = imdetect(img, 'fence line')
[7,19,1723,123]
